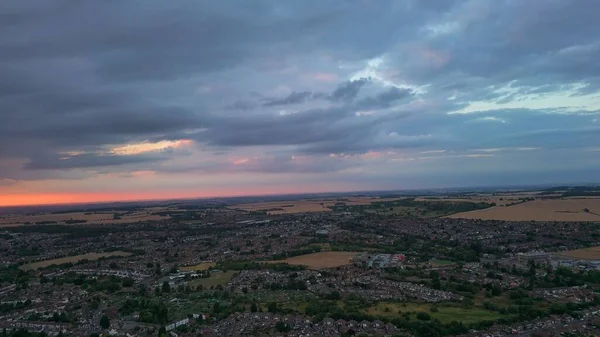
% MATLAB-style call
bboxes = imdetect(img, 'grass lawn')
[20,251,133,270]
[189,271,237,288]
[179,262,216,272]
[429,259,455,267]
[365,302,508,324]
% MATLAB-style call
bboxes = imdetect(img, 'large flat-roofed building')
[517,252,551,263]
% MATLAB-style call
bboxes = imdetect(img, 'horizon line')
[2,181,598,209]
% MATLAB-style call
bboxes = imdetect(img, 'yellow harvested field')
[447,198,600,222]
[231,197,401,214]
[269,251,358,269]
[0,208,170,226]
[415,197,517,206]
[21,251,133,270]
[179,262,216,271]
[556,246,600,260]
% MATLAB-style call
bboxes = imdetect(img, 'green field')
[179,262,216,271]
[21,251,133,270]
[365,302,507,324]
[189,271,237,288]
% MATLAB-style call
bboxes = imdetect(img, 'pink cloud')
[361,151,384,159]
[420,48,451,68]
[311,72,338,82]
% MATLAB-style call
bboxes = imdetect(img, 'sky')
[1,0,600,206]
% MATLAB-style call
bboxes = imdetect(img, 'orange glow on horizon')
[0,185,368,207]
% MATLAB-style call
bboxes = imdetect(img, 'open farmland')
[446,198,600,221]
[268,251,358,269]
[21,251,133,270]
[416,197,514,206]
[0,207,170,226]
[231,197,401,214]
[555,246,600,260]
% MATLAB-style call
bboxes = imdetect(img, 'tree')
[213,302,222,314]
[325,291,341,300]
[100,315,110,329]
[158,326,167,337]
[162,281,171,293]
[122,278,134,287]
[267,302,278,313]
[490,284,502,296]
[250,303,258,312]
[275,321,291,332]
[416,312,431,321]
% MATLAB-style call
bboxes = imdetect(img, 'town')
[0,191,599,337]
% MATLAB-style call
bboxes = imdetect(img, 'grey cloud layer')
[1,0,599,183]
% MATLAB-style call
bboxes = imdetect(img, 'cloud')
[263,91,321,107]
[471,116,507,124]
[329,78,370,102]
[226,100,257,111]
[0,179,17,187]
[311,72,338,82]
[356,87,413,109]
[24,152,167,170]
[1,0,600,191]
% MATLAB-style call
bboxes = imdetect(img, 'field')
[189,271,237,288]
[21,251,133,270]
[179,262,216,272]
[268,251,358,269]
[555,246,600,260]
[364,302,507,324]
[416,196,514,206]
[429,259,455,267]
[0,207,171,226]
[447,198,600,221]
[231,197,400,215]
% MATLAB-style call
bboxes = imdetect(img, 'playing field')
[555,246,600,260]
[189,271,237,288]
[268,251,358,269]
[447,198,600,221]
[21,251,133,270]
[429,259,455,267]
[179,262,216,271]
[365,302,507,324]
